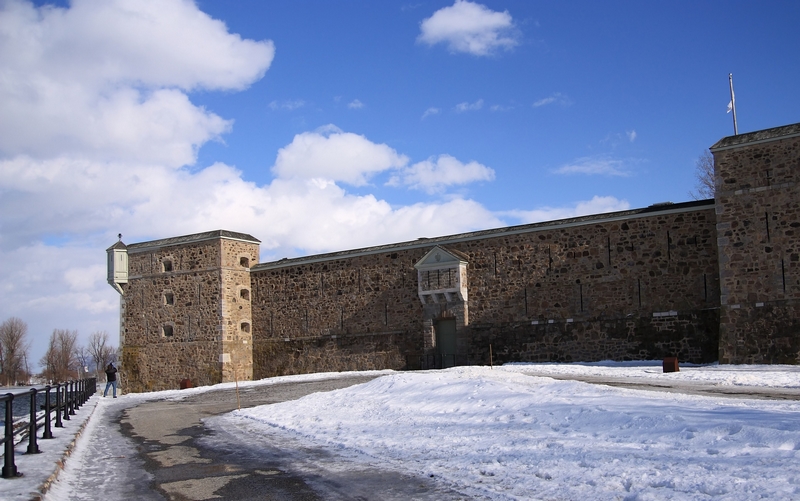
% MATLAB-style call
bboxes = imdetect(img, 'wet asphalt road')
[119,376,472,501]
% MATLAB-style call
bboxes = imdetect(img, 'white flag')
[727,100,732,113]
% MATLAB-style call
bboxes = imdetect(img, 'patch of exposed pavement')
[120,376,474,500]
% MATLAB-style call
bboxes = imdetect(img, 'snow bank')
[229,366,800,500]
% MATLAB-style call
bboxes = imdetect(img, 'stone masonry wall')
[714,129,800,363]
[250,202,720,376]
[219,239,259,382]
[448,205,720,364]
[122,239,225,392]
[251,252,424,378]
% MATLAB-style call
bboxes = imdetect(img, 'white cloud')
[388,154,495,194]
[502,196,631,224]
[0,0,274,166]
[422,107,440,119]
[269,99,306,111]
[627,130,637,142]
[455,99,484,112]
[553,156,631,177]
[348,99,365,109]
[490,104,513,112]
[532,92,572,108]
[0,1,509,369]
[0,241,121,366]
[0,0,274,92]
[417,0,519,56]
[272,127,409,186]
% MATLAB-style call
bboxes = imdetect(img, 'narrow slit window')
[164,292,174,305]
[240,289,250,301]
[162,325,174,337]
[163,259,173,272]
[240,322,251,333]
[240,257,250,268]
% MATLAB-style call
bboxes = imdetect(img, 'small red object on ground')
[180,378,193,389]
[663,357,679,373]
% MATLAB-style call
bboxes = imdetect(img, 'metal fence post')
[68,382,76,416]
[55,384,64,428]
[72,380,83,411]
[62,384,70,422]
[2,393,18,478]
[42,386,53,439]
[26,389,40,454]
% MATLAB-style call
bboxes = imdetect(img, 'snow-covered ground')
[227,365,800,500]
[2,392,100,501]
[3,363,799,500]
[504,360,800,389]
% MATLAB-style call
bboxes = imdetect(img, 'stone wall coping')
[253,200,715,271]
[710,121,800,152]
[127,230,260,254]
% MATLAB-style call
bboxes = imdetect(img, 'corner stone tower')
[107,230,259,392]
[712,122,800,363]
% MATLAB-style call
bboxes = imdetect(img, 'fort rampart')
[108,122,800,391]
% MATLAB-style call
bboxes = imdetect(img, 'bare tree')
[0,317,31,386]
[690,150,715,200]
[40,329,79,383]
[87,331,116,378]
[75,345,91,378]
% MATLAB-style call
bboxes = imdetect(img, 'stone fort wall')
[110,122,800,391]
[250,200,720,378]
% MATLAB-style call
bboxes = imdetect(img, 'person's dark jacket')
[106,365,118,382]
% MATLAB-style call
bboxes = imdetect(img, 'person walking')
[104,362,118,398]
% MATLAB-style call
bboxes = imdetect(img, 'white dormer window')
[414,246,468,305]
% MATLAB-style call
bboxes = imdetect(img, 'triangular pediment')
[414,246,468,270]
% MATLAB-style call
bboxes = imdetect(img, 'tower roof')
[126,230,260,253]
[710,121,800,152]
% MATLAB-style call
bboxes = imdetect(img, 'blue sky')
[1,0,799,368]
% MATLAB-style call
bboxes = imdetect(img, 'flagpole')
[729,73,738,135]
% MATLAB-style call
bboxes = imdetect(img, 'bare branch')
[88,331,115,377]
[40,329,79,382]
[690,150,715,200]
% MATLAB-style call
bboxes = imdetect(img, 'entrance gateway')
[435,318,457,368]
[414,246,469,369]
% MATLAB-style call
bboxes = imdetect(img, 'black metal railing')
[1,377,96,479]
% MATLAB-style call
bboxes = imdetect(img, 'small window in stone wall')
[240,289,250,301]
[240,322,251,333]
[164,292,174,305]
[240,256,250,268]
[163,259,173,272]
[162,325,174,337]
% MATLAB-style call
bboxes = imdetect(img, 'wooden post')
[234,366,241,411]
[489,344,493,369]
